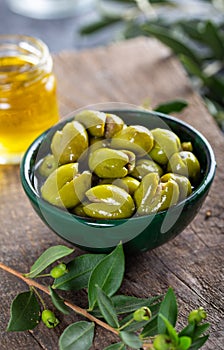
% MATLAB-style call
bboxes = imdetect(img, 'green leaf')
[96,286,120,328]
[119,331,142,349]
[202,21,224,60]
[192,323,210,340]
[49,286,70,315]
[53,253,106,291]
[140,315,158,338]
[7,291,40,331]
[88,243,125,310]
[80,17,122,35]
[159,313,179,345]
[178,336,192,350]
[158,287,177,334]
[25,245,74,279]
[154,99,188,114]
[189,335,209,350]
[179,322,195,338]
[180,55,205,81]
[59,321,94,350]
[104,343,126,350]
[92,294,162,317]
[142,24,200,64]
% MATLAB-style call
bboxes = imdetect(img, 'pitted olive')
[51,121,89,165]
[149,128,181,165]
[167,151,201,183]
[134,173,160,215]
[100,176,140,195]
[75,110,106,137]
[105,113,124,138]
[41,163,91,208]
[88,148,135,178]
[161,173,192,201]
[38,154,58,177]
[134,173,179,215]
[131,158,163,180]
[83,184,135,219]
[110,125,154,156]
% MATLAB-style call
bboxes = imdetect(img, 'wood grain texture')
[0,37,223,349]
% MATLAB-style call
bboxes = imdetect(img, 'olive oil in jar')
[0,35,59,164]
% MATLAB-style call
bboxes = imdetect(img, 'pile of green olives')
[38,110,201,220]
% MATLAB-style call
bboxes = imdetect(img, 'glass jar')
[0,35,59,164]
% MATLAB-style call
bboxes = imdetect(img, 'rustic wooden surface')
[0,37,223,349]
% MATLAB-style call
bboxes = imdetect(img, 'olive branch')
[0,244,209,350]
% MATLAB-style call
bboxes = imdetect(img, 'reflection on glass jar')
[0,35,59,164]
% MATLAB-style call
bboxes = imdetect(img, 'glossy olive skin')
[83,184,135,219]
[149,128,181,165]
[161,173,192,201]
[110,125,154,156]
[75,110,106,137]
[131,158,163,180]
[88,148,135,178]
[100,176,140,195]
[51,121,89,165]
[167,151,201,183]
[134,173,179,215]
[38,154,57,177]
[39,110,202,220]
[41,163,91,208]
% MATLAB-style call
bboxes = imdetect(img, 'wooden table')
[0,38,223,349]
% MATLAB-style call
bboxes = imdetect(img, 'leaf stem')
[0,262,119,336]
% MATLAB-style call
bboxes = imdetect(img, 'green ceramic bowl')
[20,109,216,253]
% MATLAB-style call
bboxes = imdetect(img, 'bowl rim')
[20,109,217,224]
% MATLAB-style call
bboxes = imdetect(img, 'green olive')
[75,109,106,137]
[105,113,124,138]
[131,158,163,180]
[38,154,58,177]
[41,310,59,329]
[182,141,193,152]
[134,173,160,216]
[71,203,89,217]
[113,176,140,195]
[88,148,135,178]
[41,164,91,208]
[83,184,135,219]
[51,121,89,165]
[110,125,154,156]
[50,263,67,278]
[149,128,181,165]
[167,151,201,183]
[161,173,192,201]
[134,173,179,215]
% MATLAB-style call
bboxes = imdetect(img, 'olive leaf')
[59,321,94,350]
[52,253,106,291]
[189,335,209,350]
[7,291,40,331]
[158,313,179,345]
[104,343,126,350]
[88,243,125,310]
[25,245,74,278]
[140,315,159,338]
[157,287,177,334]
[96,286,120,328]
[92,294,162,317]
[49,286,70,315]
[119,331,142,349]
[142,23,200,64]
[154,99,188,114]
